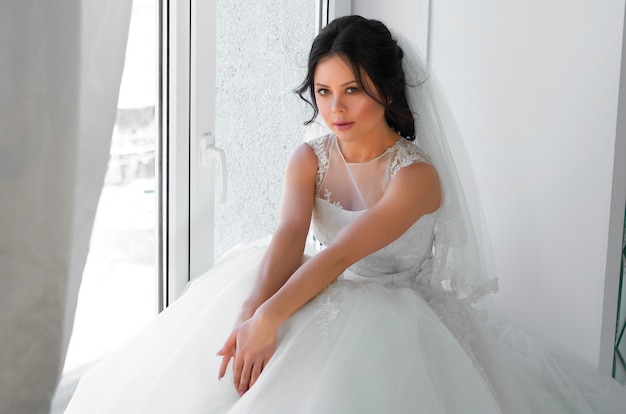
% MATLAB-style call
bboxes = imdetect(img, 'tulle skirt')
[66,238,626,413]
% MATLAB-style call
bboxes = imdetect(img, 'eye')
[346,86,359,94]
[316,88,330,96]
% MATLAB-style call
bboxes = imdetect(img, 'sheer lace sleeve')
[307,134,333,191]
[389,139,432,179]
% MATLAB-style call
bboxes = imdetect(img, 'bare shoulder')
[286,142,317,175]
[283,142,318,188]
[291,141,317,162]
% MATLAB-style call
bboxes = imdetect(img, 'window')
[62,0,158,376]
[53,1,332,410]
[53,1,159,410]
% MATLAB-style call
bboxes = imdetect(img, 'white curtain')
[0,1,132,412]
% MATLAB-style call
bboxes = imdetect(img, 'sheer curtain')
[0,1,132,412]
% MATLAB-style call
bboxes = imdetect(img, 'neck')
[337,127,400,163]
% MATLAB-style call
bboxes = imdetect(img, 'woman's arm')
[236,143,317,320]
[221,161,441,395]
[217,142,317,379]
[258,161,441,326]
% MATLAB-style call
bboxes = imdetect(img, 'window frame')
[159,0,352,309]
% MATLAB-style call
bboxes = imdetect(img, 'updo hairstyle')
[295,15,415,140]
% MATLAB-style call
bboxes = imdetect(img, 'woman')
[67,16,626,413]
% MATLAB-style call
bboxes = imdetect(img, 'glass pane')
[214,0,317,258]
[52,0,158,410]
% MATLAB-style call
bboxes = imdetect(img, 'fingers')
[218,331,236,356]
[235,358,265,395]
[217,351,232,380]
[232,350,244,392]
[249,360,264,389]
[219,317,278,395]
[234,353,271,395]
[217,332,237,379]
[236,359,254,395]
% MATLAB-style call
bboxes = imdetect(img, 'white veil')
[303,28,626,413]
[395,33,499,308]
[302,31,500,323]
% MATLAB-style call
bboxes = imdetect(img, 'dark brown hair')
[295,15,415,140]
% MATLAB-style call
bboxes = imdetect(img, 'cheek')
[358,100,385,120]
[317,101,331,121]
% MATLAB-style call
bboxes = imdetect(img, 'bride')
[67,15,626,413]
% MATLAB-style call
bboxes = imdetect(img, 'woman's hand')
[217,311,279,396]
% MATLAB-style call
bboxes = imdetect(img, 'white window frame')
[317,0,351,31]
[160,0,351,309]
[160,0,224,308]
[160,0,191,308]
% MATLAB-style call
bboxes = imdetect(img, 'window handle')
[200,133,227,203]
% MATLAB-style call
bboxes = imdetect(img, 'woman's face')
[313,55,388,144]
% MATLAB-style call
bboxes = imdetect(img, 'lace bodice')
[307,134,437,284]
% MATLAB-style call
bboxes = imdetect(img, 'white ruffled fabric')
[67,136,626,413]
[66,236,626,414]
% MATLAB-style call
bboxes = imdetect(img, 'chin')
[333,130,358,142]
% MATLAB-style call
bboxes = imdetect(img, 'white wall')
[214,0,316,258]
[352,1,428,54]
[355,0,626,369]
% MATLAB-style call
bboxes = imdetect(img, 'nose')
[331,95,345,113]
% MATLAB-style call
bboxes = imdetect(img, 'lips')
[333,121,354,131]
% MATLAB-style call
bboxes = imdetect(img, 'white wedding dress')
[66,134,626,413]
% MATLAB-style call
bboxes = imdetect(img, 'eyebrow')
[314,80,358,87]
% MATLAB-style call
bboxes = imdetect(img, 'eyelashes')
[315,86,359,96]
[316,88,330,96]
